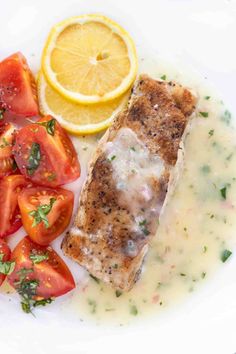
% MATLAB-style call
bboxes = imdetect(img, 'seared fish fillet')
[62,75,196,291]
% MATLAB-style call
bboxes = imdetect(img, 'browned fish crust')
[62,74,196,291]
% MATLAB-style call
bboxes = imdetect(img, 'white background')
[1,0,236,353]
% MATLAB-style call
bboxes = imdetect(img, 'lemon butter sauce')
[64,56,236,325]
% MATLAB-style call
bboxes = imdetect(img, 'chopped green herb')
[201,165,211,174]
[115,290,122,298]
[87,299,97,314]
[0,108,5,120]
[130,304,138,316]
[33,298,54,307]
[208,129,214,137]
[199,111,209,118]
[15,268,33,286]
[37,118,56,136]
[105,308,115,312]
[29,253,49,264]
[160,74,166,80]
[221,249,232,263]
[204,96,211,100]
[220,186,227,200]
[108,155,116,162]
[201,272,206,279]
[180,273,186,277]
[82,146,88,151]
[29,197,56,228]
[226,153,233,161]
[89,274,100,284]
[112,263,118,269]
[16,279,39,314]
[221,110,231,125]
[0,137,10,149]
[139,219,150,236]
[27,142,41,176]
[0,258,15,275]
[130,146,136,151]
[183,227,187,232]
[156,282,162,289]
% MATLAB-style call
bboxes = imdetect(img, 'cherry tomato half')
[13,116,80,187]
[8,236,75,298]
[0,52,38,117]
[18,186,74,245]
[0,175,31,238]
[0,239,11,286]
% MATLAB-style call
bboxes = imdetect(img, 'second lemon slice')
[37,72,130,135]
[42,14,137,104]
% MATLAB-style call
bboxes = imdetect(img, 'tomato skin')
[0,52,38,117]
[13,116,80,187]
[18,186,74,245]
[0,239,11,286]
[0,123,17,178]
[0,175,31,238]
[8,236,75,298]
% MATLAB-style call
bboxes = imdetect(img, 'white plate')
[1,1,236,353]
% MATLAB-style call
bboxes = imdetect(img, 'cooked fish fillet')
[62,74,196,291]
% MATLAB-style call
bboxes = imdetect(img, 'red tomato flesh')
[0,52,38,117]
[0,123,17,178]
[0,175,31,238]
[18,186,74,245]
[13,116,80,187]
[0,239,11,286]
[8,236,75,298]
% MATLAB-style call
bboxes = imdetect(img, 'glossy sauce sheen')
[1,57,235,325]
[106,127,164,256]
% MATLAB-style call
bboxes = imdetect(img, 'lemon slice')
[37,72,130,135]
[42,14,137,104]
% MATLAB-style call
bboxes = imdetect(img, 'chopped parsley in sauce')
[130,304,138,316]
[199,111,209,118]
[220,186,227,200]
[160,74,166,80]
[221,249,232,263]
[208,129,214,137]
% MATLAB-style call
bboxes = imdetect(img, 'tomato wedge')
[18,186,74,245]
[0,175,31,238]
[0,239,11,286]
[0,123,17,178]
[8,236,75,306]
[13,116,80,187]
[0,52,38,117]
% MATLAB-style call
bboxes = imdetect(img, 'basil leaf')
[29,253,49,264]
[29,197,56,228]
[27,142,41,176]
[37,118,56,136]
[0,261,15,275]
